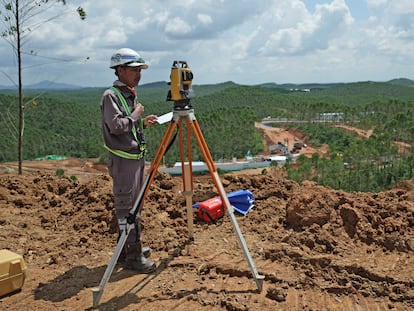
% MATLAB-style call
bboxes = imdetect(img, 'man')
[101,48,158,273]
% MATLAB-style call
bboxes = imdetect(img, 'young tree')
[0,0,86,174]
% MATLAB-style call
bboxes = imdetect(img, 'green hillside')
[0,79,413,192]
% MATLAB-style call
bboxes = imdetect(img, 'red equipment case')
[197,196,224,223]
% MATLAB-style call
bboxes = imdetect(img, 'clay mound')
[286,181,414,252]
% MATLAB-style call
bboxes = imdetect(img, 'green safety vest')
[104,87,147,160]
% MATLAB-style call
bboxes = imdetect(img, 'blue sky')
[0,0,413,87]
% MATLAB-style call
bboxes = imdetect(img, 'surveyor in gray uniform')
[101,48,158,273]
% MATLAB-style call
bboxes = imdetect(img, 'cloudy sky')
[0,0,413,87]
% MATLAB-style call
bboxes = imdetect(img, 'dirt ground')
[1,127,414,311]
[255,122,329,157]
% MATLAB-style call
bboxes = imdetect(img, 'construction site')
[0,122,413,311]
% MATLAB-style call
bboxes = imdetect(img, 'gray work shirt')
[101,80,145,153]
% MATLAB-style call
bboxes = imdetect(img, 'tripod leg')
[190,119,265,291]
[177,121,186,172]
[183,164,194,240]
[146,121,179,193]
[177,121,194,240]
[134,120,179,215]
[185,120,194,187]
[184,121,194,240]
[92,223,133,307]
[92,120,179,308]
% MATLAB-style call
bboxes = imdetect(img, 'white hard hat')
[109,48,148,69]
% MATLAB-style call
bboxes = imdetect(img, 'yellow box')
[0,249,26,297]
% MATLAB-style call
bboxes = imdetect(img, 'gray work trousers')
[107,153,145,243]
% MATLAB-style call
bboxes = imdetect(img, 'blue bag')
[193,189,255,216]
[227,189,255,215]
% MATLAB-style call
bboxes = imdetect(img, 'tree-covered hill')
[0,80,413,191]
[305,81,414,102]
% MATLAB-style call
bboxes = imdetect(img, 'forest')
[0,78,413,192]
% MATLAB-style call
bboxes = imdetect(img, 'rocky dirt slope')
[1,167,414,310]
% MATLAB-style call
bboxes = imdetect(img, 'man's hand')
[130,103,145,121]
[143,114,158,127]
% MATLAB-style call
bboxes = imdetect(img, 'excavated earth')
[0,161,414,311]
[0,125,413,311]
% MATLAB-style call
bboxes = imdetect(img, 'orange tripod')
[92,105,264,308]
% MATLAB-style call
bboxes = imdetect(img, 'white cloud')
[165,17,192,36]
[0,0,413,87]
[197,14,213,26]
[258,0,353,56]
[364,0,388,9]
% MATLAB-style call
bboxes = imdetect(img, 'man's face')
[118,66,142,88]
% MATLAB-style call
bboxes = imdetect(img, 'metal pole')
[91,223,132,308]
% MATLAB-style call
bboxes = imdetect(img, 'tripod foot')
[255,274,265,292]
[91,287,101,308]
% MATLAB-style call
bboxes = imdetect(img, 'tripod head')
[167,60,195,110]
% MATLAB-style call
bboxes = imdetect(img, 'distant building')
[269,142,289,156]
[317,112,344,122]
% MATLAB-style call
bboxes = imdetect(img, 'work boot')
[142,246,151,258]
[118,248,126,264]
[124,243,156,274]
[118,245,151,264]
